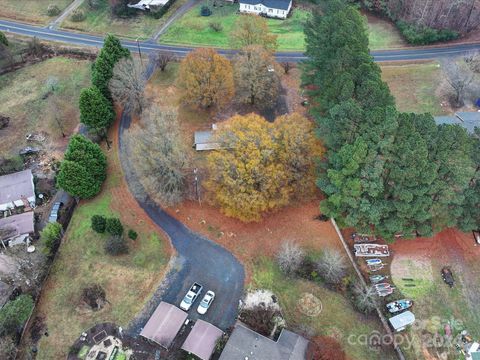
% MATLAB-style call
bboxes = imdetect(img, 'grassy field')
[0,57,91,159]
[381,62,447,115]
[251,258,396,360]
[34,138,171,359]
[61,0,189,40]
[161,3,405,51]
[0,0,72,24]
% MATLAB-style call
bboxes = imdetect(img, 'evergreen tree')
[57,160,101,199]
[64,135,107,184]
[79,86,115,132]
[459,130,480,231]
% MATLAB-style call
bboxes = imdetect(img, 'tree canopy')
[304,0,480,238]
[79,86,115,132]
[178,48,234,108]
[205,113,320,222]
[57,135,107,199]
[230,15,278,52]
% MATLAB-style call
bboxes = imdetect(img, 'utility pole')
[136,38,143,66]
[193,168,201,206]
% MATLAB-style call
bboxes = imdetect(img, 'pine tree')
[79,86,115,132]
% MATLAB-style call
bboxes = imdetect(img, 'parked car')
[180,282,203,311]
[48,202,63,223]
[386,299,414,314]
[197,290,215,315]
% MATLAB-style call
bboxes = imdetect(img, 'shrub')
[91,215,106,233]
[70,9,86,22]
[200,6,212,16]
[105,235,129,255]
[351,283,377,314]
[40,222,63,256]
[276,240,305,276]
[0,295,34,336]
[0,31,8,47]
[316,248,348,285]
[106,217,123,236]
[47,4,61,16]
[239,305,281,337]
[81,284,106,310]
[149,0,177,19]
[209,21,223,32]
[128,229,138,240]
[396,21,459,45]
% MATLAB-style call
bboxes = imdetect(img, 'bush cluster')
[47,4,61,16]
[396,21,459,45]
[106,217,124,236]
[0,295,34,336]
[70,9,86,22]
[200,6,212,16]
[105,235,129,255]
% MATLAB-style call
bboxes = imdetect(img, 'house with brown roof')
[0,211,34,247]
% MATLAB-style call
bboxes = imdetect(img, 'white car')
[197,290,215,315]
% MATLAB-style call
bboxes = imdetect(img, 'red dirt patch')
[166,200,342,281]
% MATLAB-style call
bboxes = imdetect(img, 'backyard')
[0,0,72,24]
[0,56,91,159]
[28,125,172,359]
[390,229,480,359]
[161,2,406,51]
[60,0,190,40]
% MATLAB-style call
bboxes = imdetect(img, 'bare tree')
[110,57,147,115]
[464,51,480,73]
[352,283,377,314]
[276,240,305,276]
[152,51,175,72]
[443,59,474,107]
[127,106,189,206]
[316,248,348,285]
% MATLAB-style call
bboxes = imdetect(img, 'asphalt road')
[2,19,480,62]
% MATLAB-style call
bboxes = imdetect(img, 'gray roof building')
[194,130,221,151]
[0,169,35,210]
[181,320,223,360]
[434,112,480,134]
[219,323,309,360]
[0,211,35,246]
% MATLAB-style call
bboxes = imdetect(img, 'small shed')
[140,302,188,349]
[181,320,223,360]
[194,131,221,151]
[389,311,415,332]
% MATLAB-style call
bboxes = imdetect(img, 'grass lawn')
[34,134,171,359]
[60,0,189,40]
[161,3,405,51]
[0,0,72,24]
[0,56,91,159]
[381,62,448,115]
[251,257,397,360]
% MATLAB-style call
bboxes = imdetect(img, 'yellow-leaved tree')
[177,47,234,109]
[205,113,322,222]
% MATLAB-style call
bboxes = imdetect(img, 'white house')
[0,169,35,212]
[239,0,292,19]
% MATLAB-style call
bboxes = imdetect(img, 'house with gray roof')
[434,112,480,135]
[239,0,292,19]
[0,169,35,212]
[219,322,309,360]
[0,211,34,247]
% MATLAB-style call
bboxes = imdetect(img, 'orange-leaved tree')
[177,47,234,109]
[230,14,278,52]
[205,112,321,222]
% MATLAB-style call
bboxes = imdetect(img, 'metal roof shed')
[140,302,188,349]
[389,311,415,332]
[181,320,223,360]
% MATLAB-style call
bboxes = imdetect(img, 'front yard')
[161,2,406,51]
[60,0,190,40]
[0,0,72,24]
[31,127,171,359]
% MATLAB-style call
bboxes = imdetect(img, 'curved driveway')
[1,19,480,62]
[118,105,244,332]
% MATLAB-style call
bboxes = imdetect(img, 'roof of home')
[239,0,291,10]
[0,212,35,239]
[194,131,221,151]
[434,112,480,134]
[0,170,35,205]
[219,323,309,360]
[181,320,223,360]
[140,302,188,349]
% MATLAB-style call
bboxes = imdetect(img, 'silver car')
[197,290,215,315]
